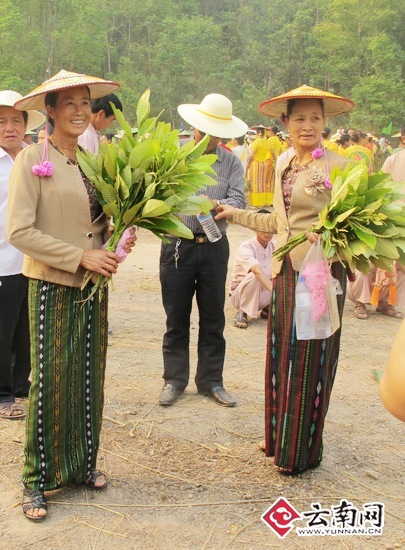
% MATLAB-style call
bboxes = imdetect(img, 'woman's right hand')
[215,204,235,221]
[80,249,120,278]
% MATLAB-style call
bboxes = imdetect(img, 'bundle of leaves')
[274,162,405,273]
[77,89,217,294]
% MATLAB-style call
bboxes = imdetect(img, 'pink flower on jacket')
[324,176,332,189]
[311,148,324,159]
[32,161,53,177]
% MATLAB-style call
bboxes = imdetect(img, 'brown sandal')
[0,402,25,420]
[22,489,47,521]
[354,303,368,320]
[85,470,108,490]
[234,311,248,329]
[376,304,403,319]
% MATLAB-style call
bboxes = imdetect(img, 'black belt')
[165,234,211,244]
[194,234,209,244]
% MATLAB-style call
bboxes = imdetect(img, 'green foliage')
[274,162,405,274]
[77,89,217,296]
[4,0,405,131]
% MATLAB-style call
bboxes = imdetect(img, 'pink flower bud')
[32,161,53,177]
[324,176,332,189]
[311,148,324,159]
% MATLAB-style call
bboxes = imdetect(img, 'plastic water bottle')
[196,212,222,242]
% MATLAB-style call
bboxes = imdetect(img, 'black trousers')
[159,235,229,392]
[0,274,31,403]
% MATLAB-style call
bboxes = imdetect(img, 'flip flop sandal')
[22,489,47,521]
[0,402,25,420]
[376,305,403,319]
[234,311,248,329]
[85,470,109,490]
[354,304,368,320]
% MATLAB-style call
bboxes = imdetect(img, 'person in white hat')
[0,90,45,421]
[7,70,135,521]
[159,93,248,407]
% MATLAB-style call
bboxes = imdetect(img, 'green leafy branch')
[77,89,218,296]
[274,162,405,274]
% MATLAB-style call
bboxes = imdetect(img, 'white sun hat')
[0,90,45,131]
[177,93,248,139]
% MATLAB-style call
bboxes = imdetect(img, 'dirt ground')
[1,223,404,550]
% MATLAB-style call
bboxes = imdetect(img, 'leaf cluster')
[77,88,217,293]
[274,162,405,274]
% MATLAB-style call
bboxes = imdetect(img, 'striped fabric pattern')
[179,145,245,235]
[23,280,108,491]
[264,256,346,471]
[248,159,274,206]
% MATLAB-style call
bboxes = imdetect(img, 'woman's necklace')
[49,137,78,165]
[291,154,312,172]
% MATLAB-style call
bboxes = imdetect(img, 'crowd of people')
[1,71,404,523]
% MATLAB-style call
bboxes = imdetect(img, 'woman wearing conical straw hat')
[7,70,135,520]
[216,85,354,474]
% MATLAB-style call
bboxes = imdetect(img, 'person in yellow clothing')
[264,126,283,205]
[346,130,373,171]
[246,128,272,206]
[322,127,339,153]
[337,133,351,157]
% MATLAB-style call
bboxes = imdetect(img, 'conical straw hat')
[258,84,354,118]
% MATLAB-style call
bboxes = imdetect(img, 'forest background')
[1,0,405,134]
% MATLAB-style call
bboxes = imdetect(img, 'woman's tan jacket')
[7,143,109,288]
[233,149,348,277]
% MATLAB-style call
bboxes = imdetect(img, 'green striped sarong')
[23,280,108,491]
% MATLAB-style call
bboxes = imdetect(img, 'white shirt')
[382,149,405,185]
[0,145,25,275]
[78,123,100,154]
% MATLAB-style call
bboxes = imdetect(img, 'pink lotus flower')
[32,161,53,177]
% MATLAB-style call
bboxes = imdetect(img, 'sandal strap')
[86,470,108,489]
[22,490,47,512]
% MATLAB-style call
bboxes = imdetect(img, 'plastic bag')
[295,239,340,340]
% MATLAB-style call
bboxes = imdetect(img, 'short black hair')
[91,93,122,116]
[22,111,28,125]
[339,134,350,145]
[322,127,332,139]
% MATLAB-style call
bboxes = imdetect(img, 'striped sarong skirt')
[265,256,346,471]
[248,159,274,207]
[23,280,108,491]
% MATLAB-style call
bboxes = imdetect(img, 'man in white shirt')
[0,90,44,419]
[78,93,122,154]
[229,210,275,328]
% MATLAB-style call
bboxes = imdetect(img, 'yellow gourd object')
[380,319,405,422]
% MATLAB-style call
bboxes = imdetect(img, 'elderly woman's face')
[46,86,91,138]
[286,99,325,151]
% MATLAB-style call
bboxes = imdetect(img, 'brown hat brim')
[258,85,354,118]
[14,70,120,111]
